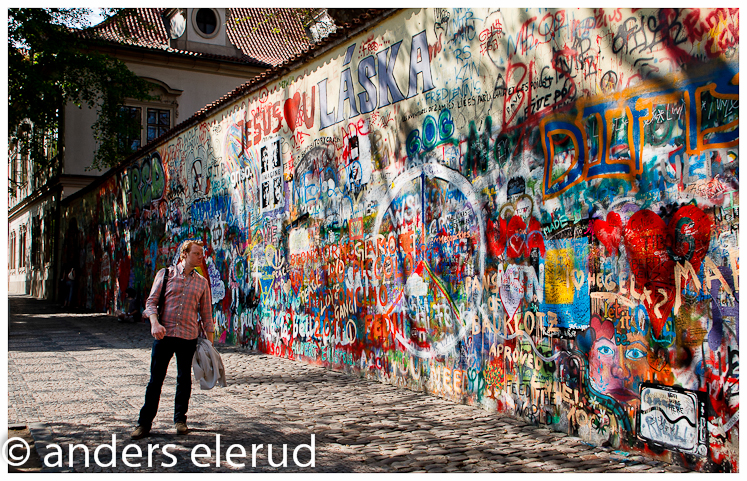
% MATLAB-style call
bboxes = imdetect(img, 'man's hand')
[149,314,166,340]
[151,322,166,340]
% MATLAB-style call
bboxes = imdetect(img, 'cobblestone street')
[7,296,691,473]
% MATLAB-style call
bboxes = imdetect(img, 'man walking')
[131,240,214,439]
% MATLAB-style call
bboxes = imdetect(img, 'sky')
[86,8,107,27]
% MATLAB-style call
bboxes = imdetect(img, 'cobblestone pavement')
[8,296,691,473]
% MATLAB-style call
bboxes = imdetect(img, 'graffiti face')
[587,315,650,403]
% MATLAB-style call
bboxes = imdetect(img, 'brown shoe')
[131,425,150,440]
[175,421,189,435]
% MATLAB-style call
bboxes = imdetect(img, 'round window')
[195,9,217,36]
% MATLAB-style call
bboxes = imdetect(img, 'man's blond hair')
[180,240,204,260]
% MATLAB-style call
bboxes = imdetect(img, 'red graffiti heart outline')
[593,211,623,255]
[623,205,712,337]
[505,215,544,259]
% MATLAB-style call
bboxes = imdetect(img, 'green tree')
[8,8,153,185]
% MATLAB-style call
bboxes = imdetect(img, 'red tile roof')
[226,9,316,67]
[82,8,323,67]
[87,8,168,49]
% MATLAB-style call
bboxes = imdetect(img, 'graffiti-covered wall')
[63,8,739,471]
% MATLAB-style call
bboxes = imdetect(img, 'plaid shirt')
[143,263,214,340]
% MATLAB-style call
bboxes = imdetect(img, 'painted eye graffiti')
[626,348,647,360]
[597,345,614,356]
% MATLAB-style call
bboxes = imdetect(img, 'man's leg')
[137,337,175,429]
[173,337,198,424]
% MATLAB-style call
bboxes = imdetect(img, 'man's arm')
[142,269,164,319]
[142,269,167,340]
[148,313,167,340]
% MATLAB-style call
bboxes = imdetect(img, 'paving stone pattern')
[8,296,691,473]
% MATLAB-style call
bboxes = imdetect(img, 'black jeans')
[138,336,198,428]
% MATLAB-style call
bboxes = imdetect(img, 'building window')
[118,106,142,154]
[9,231,16,271]
[118,103,173,152]
[19,225,27,269]
[147,108,171,143]
[120,80,179,152]
[195,8,218,36]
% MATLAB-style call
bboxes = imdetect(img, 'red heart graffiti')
[623,206,712,337]
[505,215,526,258]
[505,215,545,259]
[593,212,623,255]
[283,92,301,132]
[666,204,712,275]
[526,216,545,256]
[624,210,674,337]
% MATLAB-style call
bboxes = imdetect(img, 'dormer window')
[194,8,219,38]
[168,8,245,57]
[118,79,180,154]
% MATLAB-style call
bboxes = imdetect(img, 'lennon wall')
[62,8,739,471]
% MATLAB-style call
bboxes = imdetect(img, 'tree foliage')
[8,8,153,178]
